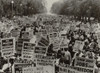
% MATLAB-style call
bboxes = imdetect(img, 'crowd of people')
[0,15,100,73]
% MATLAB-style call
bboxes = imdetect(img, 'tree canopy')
[0,0,46,18]
[51,0,100,22]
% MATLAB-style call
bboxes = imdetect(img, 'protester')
[64,48,71,65]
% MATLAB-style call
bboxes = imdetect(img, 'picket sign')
[73,40,84,52]
[22,42,35,60]
[59,66,87,73]
[48,31,61,51]
[16,38,30,56]
[22,66,55,73]
[35,54,55,67]
[37,35,49,46]
[0,37,14,72]
[74,57,95,68]
[52,37,61,51]
[59,65,94,73]
[13,59,33,73]
[60,36,69,48]
[23,66,44,73]
[33,54,55,73]
[1,37,15,58]
[34,46,48,55]
[43,66,55,73]
[14,64,32,73]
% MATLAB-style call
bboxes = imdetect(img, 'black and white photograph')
[0,0,100,73]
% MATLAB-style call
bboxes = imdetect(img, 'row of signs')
[1,37,48,60]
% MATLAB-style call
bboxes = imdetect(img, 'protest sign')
[60,37,69,48]
[23,66,55,73]
[35,55,55,67]
[74,57,95,68]
[35,54,55,59]
[59,65,88,73]
[14,64,32,73]
[73,40,84,52]
[34,55,55,73]
[1,37,15,58]
[59,65,94,73]
[23,66,44,73]
[34,46,48,55]
[16,38,30,56]
[66,65,94,73]
[43,66,55,73]
[23,67,33,73]
[52,37,61,51]
[34,66,44,73]
[37,36,49,46]
[14,59,32,73]
[36,57,54,66]
[22,42,35,60]
[15,59,32,64]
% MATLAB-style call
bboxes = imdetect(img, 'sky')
[45,0,62,14]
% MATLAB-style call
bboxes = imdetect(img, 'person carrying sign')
[64,48,71,65]
[71,49,84,66]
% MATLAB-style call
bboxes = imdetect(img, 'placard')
[59,66,85,73]
[14,64,32,73]
[60,37,69,48]
[1,37,15,58]
[35,55,55,67]
[74,57,95,68]
[23,66,43,73]
[34,46,48,55]
[59,65,94,73]
[14,59,32,73]
[16,38,30,56]
[22,42,35,60]
[73,40,84,52]
[66,65,94,73]
[37,37,49,46]
[43,66,55,73]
